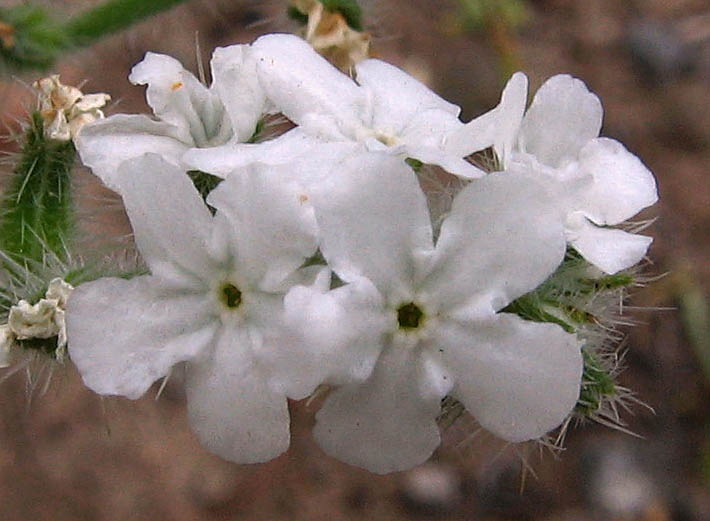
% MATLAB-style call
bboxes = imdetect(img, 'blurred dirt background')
[0,0,708,520]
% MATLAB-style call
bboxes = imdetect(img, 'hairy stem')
[64,0,187,45]
[0,112,75,264]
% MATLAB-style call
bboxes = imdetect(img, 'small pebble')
[401,463,461,513]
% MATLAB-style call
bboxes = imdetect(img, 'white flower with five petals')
[76,45,266,189]
[282,153,584,474]
[184,34,500,179]
[482,73,658,274]
[67,153,320,463]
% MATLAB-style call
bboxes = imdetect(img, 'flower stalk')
[0,0,188,72]
[63,0,188,47]
[0,111,75,264]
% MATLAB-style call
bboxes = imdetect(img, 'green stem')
[576,350,617,415]
[1,0,188,71]
[0,112,75,264]
[64,0,188,46]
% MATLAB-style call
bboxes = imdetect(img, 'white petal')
[355,59,460,134]
[309,152,434,302]
[436,313,583,442]
[519,75,603,168]
[406,145,486,179]
[575,138,658,225]
[186,326,290,463]
[400,109,487,178]
[400,109,463,149]
[445,71,528,162]
[76,114,188,189]
[276,276,389,399]
[182,128,325,178]
[206,165,318,291]
[210,44,266,143]
[252,34,364,129]
[314,346,450,474]
[423,170,566,317]
[115,154,215,282]
[130,52,230,147]
[67,276,217,400]
[566,212,652,274]
[493,72,529,165]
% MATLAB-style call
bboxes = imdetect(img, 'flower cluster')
[67,33,657,473]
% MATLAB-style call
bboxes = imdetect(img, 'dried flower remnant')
[34,75,110,141]
[291,0,370,71]
[0,325,17,368]
[1,278,74,363]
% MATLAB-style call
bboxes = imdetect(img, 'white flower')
[34,75,110,142]
[66,153,320,463]
[184,34,498,179]
[76,45,266,189]
[283,153,584,473]
[482,73,658,274]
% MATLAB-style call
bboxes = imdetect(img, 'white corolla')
[283,153,584,474]
[76,45,266,189]
[184,34,502,180]
[67,153,321,463]
[482,73,658,274]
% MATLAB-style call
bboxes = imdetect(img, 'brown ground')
[0,1,708,520]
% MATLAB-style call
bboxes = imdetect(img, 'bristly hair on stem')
[0,111,75,265]
[436,250,651,440]
[502,249,653,436]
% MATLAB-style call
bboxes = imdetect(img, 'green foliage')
[287,5,309,25]
[678,283,710,384]
[1,0,188,72]
[405,157,424,172]
[64,0,187,46]
[187,170,222,215]
[301,249,327,268]
[0,5,68,72]
[576,350,617,415]
[0,112,75,264]
[503,250,639,420]
[503,293,577,334]
[503,251,636,333]
[288,0,363,30]
[320,0,363,31]
[17,335,61,358]
[246,118,266,144]
[454,0,528,33]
